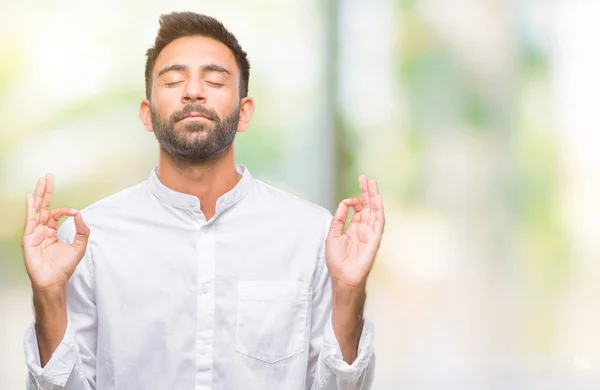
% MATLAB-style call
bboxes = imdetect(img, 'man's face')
[145,36,243,163]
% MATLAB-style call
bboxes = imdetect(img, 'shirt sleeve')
[306,213,375,390]
[24,217,98,390]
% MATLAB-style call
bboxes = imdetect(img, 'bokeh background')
[2,0,600,388]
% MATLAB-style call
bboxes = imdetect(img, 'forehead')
[154,35,238,76]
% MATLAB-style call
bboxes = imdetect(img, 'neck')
[156,146,241,220]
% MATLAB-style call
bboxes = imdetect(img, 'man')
[22,12,385,390]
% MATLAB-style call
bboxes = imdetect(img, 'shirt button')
[201,285,209,294]
[200,227,211,235]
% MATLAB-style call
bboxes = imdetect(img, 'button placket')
[194,225,216,388]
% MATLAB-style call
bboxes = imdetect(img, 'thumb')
[71,212,90,255]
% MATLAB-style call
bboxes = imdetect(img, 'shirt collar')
[146,164,253,212]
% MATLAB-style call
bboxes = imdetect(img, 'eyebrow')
[157,63,231,78]
[201,64,231,76]
[157,64,188,77]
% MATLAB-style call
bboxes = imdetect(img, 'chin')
[177,121,212,133]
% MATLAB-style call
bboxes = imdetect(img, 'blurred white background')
[2,0,600,388]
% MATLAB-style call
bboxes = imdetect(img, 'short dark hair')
[144,12,250,100]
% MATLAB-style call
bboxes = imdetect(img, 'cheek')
[209,88,239,118]
[152,90,180,118]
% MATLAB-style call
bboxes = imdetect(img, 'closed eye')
[206,81,224,88]
[164,80,185,88]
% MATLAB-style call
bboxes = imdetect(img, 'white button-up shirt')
[24,165,375,390]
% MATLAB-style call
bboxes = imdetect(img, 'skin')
[140,36,255,220]
[22,35,385,368]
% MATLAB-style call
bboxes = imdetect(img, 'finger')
[71,212,90,254]
[369,181,385,235]
[367,179,378,206]
[33,177,45,225]
[344,197,364,223]
[359,174,370,209]
[34,177,46,211]
[328,199,354,239]
[367,203,377,228]
[343,197,363,213]
[47,207,79,230]
[373,194,385,235]
[24,193,36,235]
[39,173,54,226]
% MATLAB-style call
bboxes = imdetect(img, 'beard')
[150,103,240,164]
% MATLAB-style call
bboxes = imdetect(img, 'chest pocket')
[236,281,309,363]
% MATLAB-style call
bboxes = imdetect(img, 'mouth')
[178,112,213,122]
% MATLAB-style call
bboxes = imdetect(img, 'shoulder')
[57,180,146,241]
[250,178,333,231]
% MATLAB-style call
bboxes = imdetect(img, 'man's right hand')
[22,174,90,292]
[21,173,90,367]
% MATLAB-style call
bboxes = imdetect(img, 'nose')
[182,77,206,104]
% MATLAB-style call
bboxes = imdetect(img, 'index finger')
[328,198,361,239]
[47,206,79,230]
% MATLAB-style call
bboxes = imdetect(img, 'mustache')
[170,104,220,123]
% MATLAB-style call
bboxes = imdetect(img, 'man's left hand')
[326,175,385,289]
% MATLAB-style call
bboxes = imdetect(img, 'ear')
[237,97,255,133]
[139,99,153,132]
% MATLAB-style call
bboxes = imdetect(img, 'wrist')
[33,282,67,302]
[33,285,67,323]
[331,279,366,323]
[332,278,366,303]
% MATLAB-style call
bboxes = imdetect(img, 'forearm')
[331,280,366,364]
[33,285,68,367]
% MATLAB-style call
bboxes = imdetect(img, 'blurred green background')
[2,0,600,388]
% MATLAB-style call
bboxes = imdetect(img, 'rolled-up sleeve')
[24,217,97,390]
[320,315,375,388]
[25,320,81,388]
[306,214,375,390]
